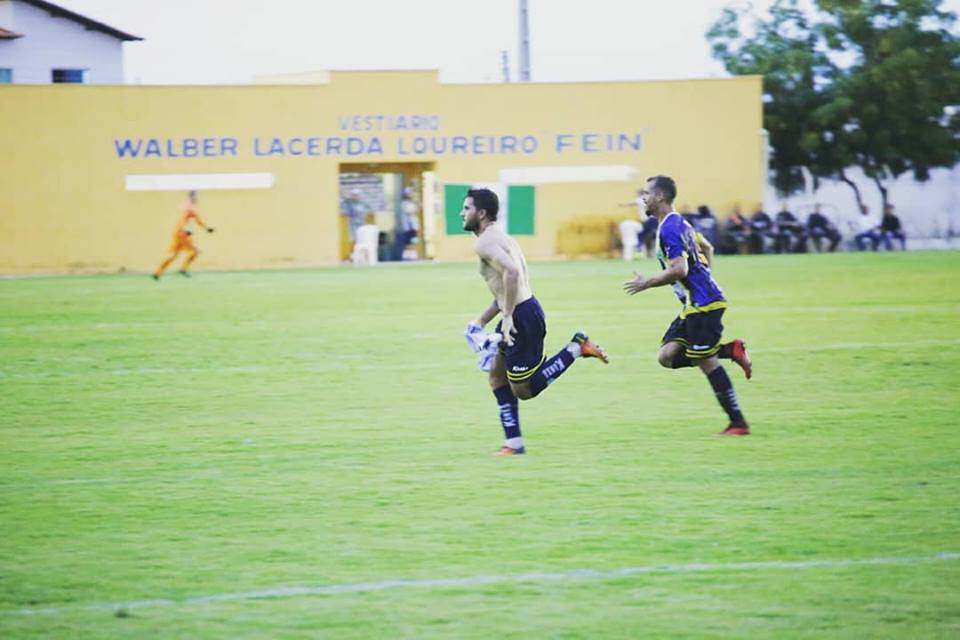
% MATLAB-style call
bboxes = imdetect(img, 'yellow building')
[0,71,762,274]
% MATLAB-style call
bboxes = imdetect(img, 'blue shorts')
[497,297,546,383]
[661,308,725,359]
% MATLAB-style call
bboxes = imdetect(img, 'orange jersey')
[173,203,208,238]
[167,202,208,253]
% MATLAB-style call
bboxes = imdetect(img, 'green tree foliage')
[708,0,960,208]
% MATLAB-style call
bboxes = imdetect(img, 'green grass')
[1,252,959,638]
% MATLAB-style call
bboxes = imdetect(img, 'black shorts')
[497,297,546,382]
[661,308,725,359]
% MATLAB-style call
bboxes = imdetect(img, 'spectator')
[806,204,842,252]
[637,215,658,259]
[773,204,807,253]
[748,206,775,254]
[879,204,906,251]
[853,204,880,251]
[694,205,720,248]
[391,188,420,260]
[341,189,370,255]
[719,205,750,255]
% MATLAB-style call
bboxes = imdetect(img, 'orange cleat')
[728,339,752,380]
[719,424,751,436]
[495,445,526,456]
[572,331,609,364]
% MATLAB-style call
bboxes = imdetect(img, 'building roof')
[0,26,24,38]
[19,0,142,41]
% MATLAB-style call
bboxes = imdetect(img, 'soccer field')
[2,252,959,638]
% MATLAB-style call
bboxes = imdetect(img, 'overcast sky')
[52,0,960,84]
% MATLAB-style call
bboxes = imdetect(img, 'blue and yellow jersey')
[656,212,726,316]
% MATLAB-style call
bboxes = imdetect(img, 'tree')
[707,0,838,197]
[707,0,960,210]
[816,0,960,209]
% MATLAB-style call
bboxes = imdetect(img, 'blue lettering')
[618,132,642,152]
[431,136,447,154]
[113,138,142,158]
[326,138,343,155]
[411,137,427,154]
[582,134,599,152]
[307,137,320,156]
[165,139,180,158]
[395,116,407,130]
[220,138,238,156]
[346,137,365,155]
[397,137,409,155]
[254,137,266,156]
[452,136,468,153]
[429,116,440,130]
[500,135,518,153]
[202,138,216,156]
[351,116,363,131]
[555,134,574,153]
[289,137,304,156]
[268,138,285,155]
[337,116,351,131]
[410,116,422,129]
[144,139,162,158]
[521,136,538,154]
[470,136,484,154]
[183,138,198,158]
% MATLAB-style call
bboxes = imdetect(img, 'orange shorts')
[168,232,196,253]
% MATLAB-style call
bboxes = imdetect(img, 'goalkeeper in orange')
[152,190,214,280]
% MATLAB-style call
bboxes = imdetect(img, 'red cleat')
[728,339,752,380]
[495,445,526,455]
[719,424,751,436]
[572,331,609,364]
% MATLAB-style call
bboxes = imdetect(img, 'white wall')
[765,164,960,240]
[0,0,125,83]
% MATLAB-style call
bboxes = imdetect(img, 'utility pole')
[518,0,531,81]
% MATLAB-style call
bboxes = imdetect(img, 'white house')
[0,0,140,84]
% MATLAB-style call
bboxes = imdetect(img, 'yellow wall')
[0,71,762,273]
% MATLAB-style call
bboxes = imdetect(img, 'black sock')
[717,342,732,359]
[707,366,745,424]
[671,351,694,368]
[528,348,576,397]
[493,385,521,440]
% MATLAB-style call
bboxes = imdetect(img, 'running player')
[623,175,753,435]
[462,188,609,455]
[153,191,214,280]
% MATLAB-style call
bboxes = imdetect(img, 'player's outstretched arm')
[623,256,688,295]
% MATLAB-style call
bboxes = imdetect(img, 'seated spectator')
[853,204,881,251]
[719,205,750,255]
[806,204,841,252]
[774,204,807,253]
[748,207,776,254]
[694,205,720,248]
[879,204,906,251]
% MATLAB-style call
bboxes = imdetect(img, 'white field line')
[11,552,960,617]
[1,339,959,380]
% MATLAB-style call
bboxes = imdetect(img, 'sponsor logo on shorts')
[692,344,712,350]
[511,365,529,373]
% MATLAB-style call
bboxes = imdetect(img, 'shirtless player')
[462,188,609,455]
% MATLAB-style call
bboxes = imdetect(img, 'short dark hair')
[646,175,677,204]
[467,188,499,220]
